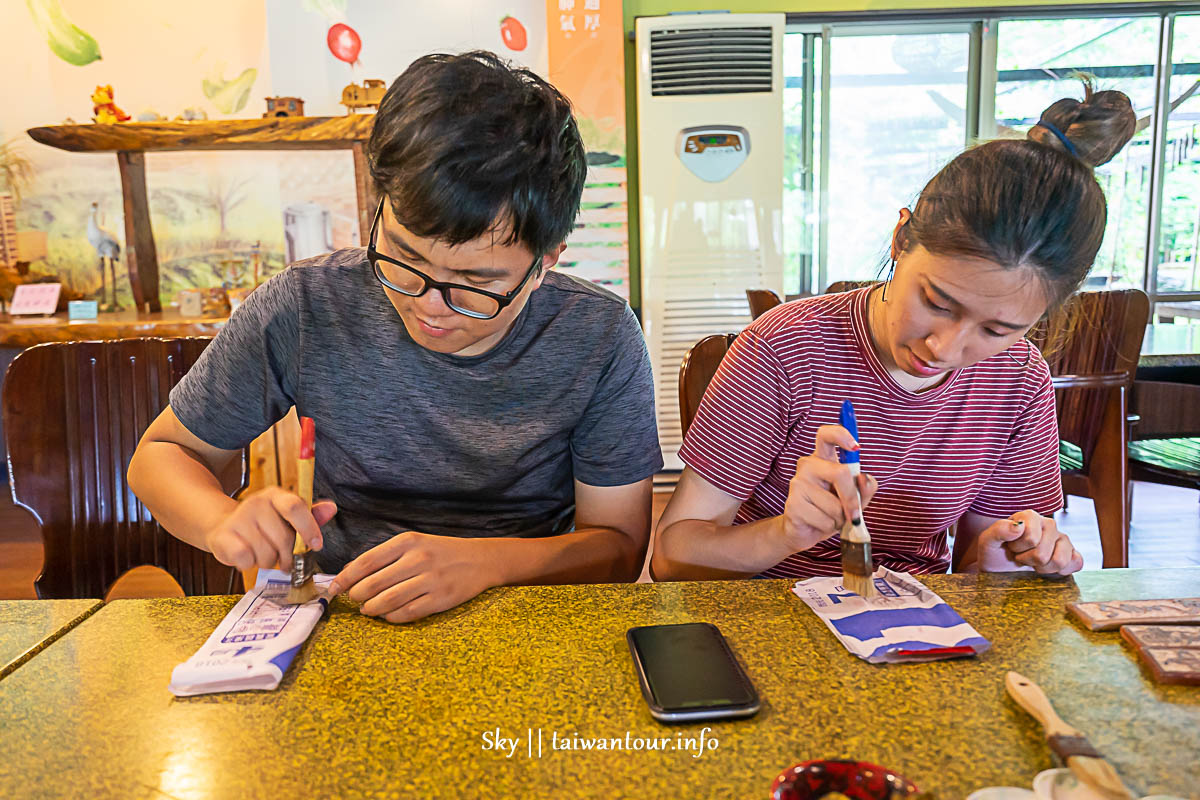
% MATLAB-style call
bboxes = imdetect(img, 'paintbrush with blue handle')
[838,400,877,599]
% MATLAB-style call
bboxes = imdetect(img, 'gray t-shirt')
[170,247,663,572]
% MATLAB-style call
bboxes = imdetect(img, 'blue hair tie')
[1037,119,1078,157]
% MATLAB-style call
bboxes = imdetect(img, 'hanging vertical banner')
[545,0,630,298]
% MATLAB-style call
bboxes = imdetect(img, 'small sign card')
[178,290,203,316]
[68,300,98,321]
[9,283,61,315]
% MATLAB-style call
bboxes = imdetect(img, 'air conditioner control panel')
[677,126,750,183]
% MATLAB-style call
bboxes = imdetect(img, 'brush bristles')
[1067,756,1134,800]
[284,579,320,606]
[841,568,877,599]
[841,539,877,599]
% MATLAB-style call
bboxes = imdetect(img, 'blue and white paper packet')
[792,568,990,663]
[168,569,333,696]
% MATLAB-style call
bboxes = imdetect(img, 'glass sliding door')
[993,17,1161,290]
[776,7,1200,353]
[1155,14,1200,322]
[783,33,822,296]
[783,25,972,294]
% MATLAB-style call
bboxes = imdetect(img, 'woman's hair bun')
[1026,76,1137,168]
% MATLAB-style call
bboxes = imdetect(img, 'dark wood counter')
[26,116,374,153]
[0,309,229,348]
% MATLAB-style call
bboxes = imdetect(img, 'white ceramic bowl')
[1033,769,1107,800]
[1032,768,1187,800]
[967,788,1036,800]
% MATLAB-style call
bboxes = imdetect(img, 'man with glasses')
[129,51,662,622]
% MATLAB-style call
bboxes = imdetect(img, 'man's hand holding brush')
[204,487,337,572]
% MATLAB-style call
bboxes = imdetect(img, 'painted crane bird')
[87,202,123,311]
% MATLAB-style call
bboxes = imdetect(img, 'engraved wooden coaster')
[1120,625,1200,685]
[1120,624,1200,649]
[1067,598,1200,631]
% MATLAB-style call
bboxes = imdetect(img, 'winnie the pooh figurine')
[91,85,130,124]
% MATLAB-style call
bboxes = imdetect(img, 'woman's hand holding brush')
[779,424,879,553]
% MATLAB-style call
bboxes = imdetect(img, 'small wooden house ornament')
[264,97,305,118]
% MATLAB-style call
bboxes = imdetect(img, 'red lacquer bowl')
[770,759,921,800]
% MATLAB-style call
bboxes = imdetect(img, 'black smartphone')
[626,622,760,723]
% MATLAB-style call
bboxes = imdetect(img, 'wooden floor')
[1,480,1196,599]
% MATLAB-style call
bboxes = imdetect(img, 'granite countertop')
[0,599,102,680]
[0,569,1196,798]
[1140,324,1200,369]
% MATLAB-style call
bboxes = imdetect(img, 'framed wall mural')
[0,0,630,309]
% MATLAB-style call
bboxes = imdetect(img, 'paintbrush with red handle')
[285,416,319,605]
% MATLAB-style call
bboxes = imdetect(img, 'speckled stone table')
[0,569,1196,799]
[1140,323,1200,370]
[0,599,101,680]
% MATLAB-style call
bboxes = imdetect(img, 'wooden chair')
[2,337,247,599]
[697,283,871,435]
[245,408,302,496]
[745,288,782,320]
[1128,380,1200,494]
[1029,289,1150,568]
[678,334,738,438]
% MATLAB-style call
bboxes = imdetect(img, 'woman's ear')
[890,208,912,261]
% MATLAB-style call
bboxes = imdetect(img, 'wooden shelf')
[0,309,229,348]
[26,115,379,314]
[26,115,375,154]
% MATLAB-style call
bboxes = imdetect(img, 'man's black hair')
[366,50,587,259]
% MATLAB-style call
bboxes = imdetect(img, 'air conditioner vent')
[649,27,773,96]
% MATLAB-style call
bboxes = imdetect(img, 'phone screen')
[627,623,757,711]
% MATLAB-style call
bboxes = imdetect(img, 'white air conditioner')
[636,13,785,471]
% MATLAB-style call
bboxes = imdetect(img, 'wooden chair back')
[1028,289,1149,568]
[678,334,738,438]
[745,288,782,320]
[246,408,302,496]
[1130,381,1200,440]
[1028,290,1149,466]
[2,337,246,598]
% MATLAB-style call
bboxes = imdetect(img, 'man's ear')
[539,242,568,274]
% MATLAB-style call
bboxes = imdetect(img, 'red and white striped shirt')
[677,287,1064,578]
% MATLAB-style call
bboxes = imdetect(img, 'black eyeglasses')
[366,197,540,320]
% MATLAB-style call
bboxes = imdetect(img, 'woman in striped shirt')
[652,86,1137,582]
